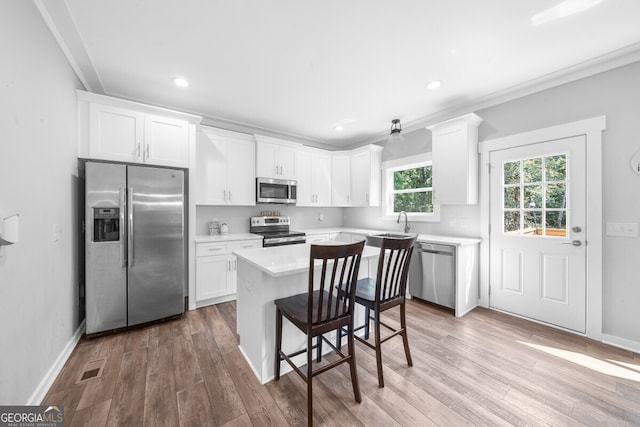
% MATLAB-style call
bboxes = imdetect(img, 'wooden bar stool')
[343,236,416,388]
[274,241,365,427]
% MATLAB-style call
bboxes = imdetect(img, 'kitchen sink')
[366,232,417,248]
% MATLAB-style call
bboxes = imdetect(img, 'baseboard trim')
[27,319,86,405]
[602,333,640,355]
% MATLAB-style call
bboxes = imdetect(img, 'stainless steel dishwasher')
[409,242,456,309]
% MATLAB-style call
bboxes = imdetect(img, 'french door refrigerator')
[85,161,185,334]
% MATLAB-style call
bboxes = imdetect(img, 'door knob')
[562,240,582,247]
[572,226,582,232]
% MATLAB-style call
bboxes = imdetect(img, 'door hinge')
[487,162,492,174]
[488,223,491,234]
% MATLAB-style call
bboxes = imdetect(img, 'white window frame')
[381,153,440,222]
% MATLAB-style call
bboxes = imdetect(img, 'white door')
[489,135,586,332]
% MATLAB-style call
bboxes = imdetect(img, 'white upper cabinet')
[331,151,351,206]
[196,127,256,206]
[144,114,190,168]
[296,147,332,206]
[350,145,383,207]
[78,91,200,168]
[254,135,301,180]
[428,113,483,205]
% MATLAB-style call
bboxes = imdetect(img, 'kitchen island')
[233,242,379,384]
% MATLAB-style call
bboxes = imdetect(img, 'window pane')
[504,186,520,209]
[545,211,567,237]
[524,185,542,209]
[394,166,431,190]
[523,211,542,235]
[523,158,542,183]
[545,155,566,181]
[546,183,566,209]
[393,192,433,213]
[504,211,520,234]
[503,161,520,185]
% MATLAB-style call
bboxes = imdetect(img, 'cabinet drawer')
[228,241,262,251]
[196,243,229,257]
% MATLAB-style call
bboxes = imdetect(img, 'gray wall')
[0,2,84,403]
[346,60,640,346]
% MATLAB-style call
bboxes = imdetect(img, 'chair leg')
[316,334,322,363]
[374,309,384,388]
[307,333,314,427]
[336,327,342,350]
[274,308,282,380]
[364,307,371,340]
[347,323,361,403]
[400,303,413,367]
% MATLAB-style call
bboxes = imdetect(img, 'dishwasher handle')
[416,242,455,256]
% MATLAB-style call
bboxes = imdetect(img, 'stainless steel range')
[250,215,306,247]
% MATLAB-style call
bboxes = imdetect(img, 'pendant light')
[388,118,404,143]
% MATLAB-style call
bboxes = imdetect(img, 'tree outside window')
[391,164,433,213]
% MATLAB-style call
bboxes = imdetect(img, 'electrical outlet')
[459,218,466,228]
[318,213,325,221]
[606,222,639,237]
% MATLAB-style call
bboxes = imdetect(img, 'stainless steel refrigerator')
[85,161,185,334]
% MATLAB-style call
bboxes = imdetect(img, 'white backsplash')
[344,205,481,237]
[196,205,345,235]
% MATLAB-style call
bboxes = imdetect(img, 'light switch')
[606,222,638,237]
[53,224,61,242]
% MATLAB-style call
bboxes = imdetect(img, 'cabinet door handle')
[275,165,279,175]
[145,144,150,159]
[207,247,223,252]
[223,190,227,201]
[228,190,232,202]
[136,143,141,159]
[228,260,231,271]
[234,260,237,271]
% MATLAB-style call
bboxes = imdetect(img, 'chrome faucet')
[397,211,410,233]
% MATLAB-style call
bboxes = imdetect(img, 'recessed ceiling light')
[427,80,442,90]
[173,77,189,88]
[334,125,344,132]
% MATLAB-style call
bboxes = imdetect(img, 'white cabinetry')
[79,91,198,168]
[254,135,300,180]
[305,233,339,244]
[331,152,351,206]
[196,127,255,206]
[296,147,332,206]
[428,113,483,205]
[350,145,383,207]
[196,239,261,306]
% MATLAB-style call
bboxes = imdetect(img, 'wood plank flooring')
[43,300,640,426]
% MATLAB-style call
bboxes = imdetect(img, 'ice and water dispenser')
[93,207,120,242]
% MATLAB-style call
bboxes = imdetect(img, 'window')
[502,153,567,237]
[382,154,440,222]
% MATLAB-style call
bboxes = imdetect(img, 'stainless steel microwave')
[256,177,297,204]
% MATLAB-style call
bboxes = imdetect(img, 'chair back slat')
[308,241,365,326]
[375,237,416,305]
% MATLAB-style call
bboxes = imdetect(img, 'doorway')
[479,117,605,339]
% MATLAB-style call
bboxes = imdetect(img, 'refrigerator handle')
[120,186,127,268]
[128,187,134,268]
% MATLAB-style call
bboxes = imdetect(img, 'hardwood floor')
[43,300,640,426]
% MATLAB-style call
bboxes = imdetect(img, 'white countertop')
[234,242,380,277]
[195,233,263,243]
[299,227,480,246]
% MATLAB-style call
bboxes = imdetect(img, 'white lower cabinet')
[196,239,261,306]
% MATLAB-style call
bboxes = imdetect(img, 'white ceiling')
[36,0,640,147]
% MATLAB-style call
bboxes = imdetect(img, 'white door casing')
[479,116,605,339]
[489,136,586,332]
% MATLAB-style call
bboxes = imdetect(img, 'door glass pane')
[545,211,567,236]
[523,158,542,183]
[545,155,566,181]
[524,185,542,209]
[504,211,520,234]
[504,161,520,184]
[523,211,542,235]
[504,186,520,209]
[546,183,566,208]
